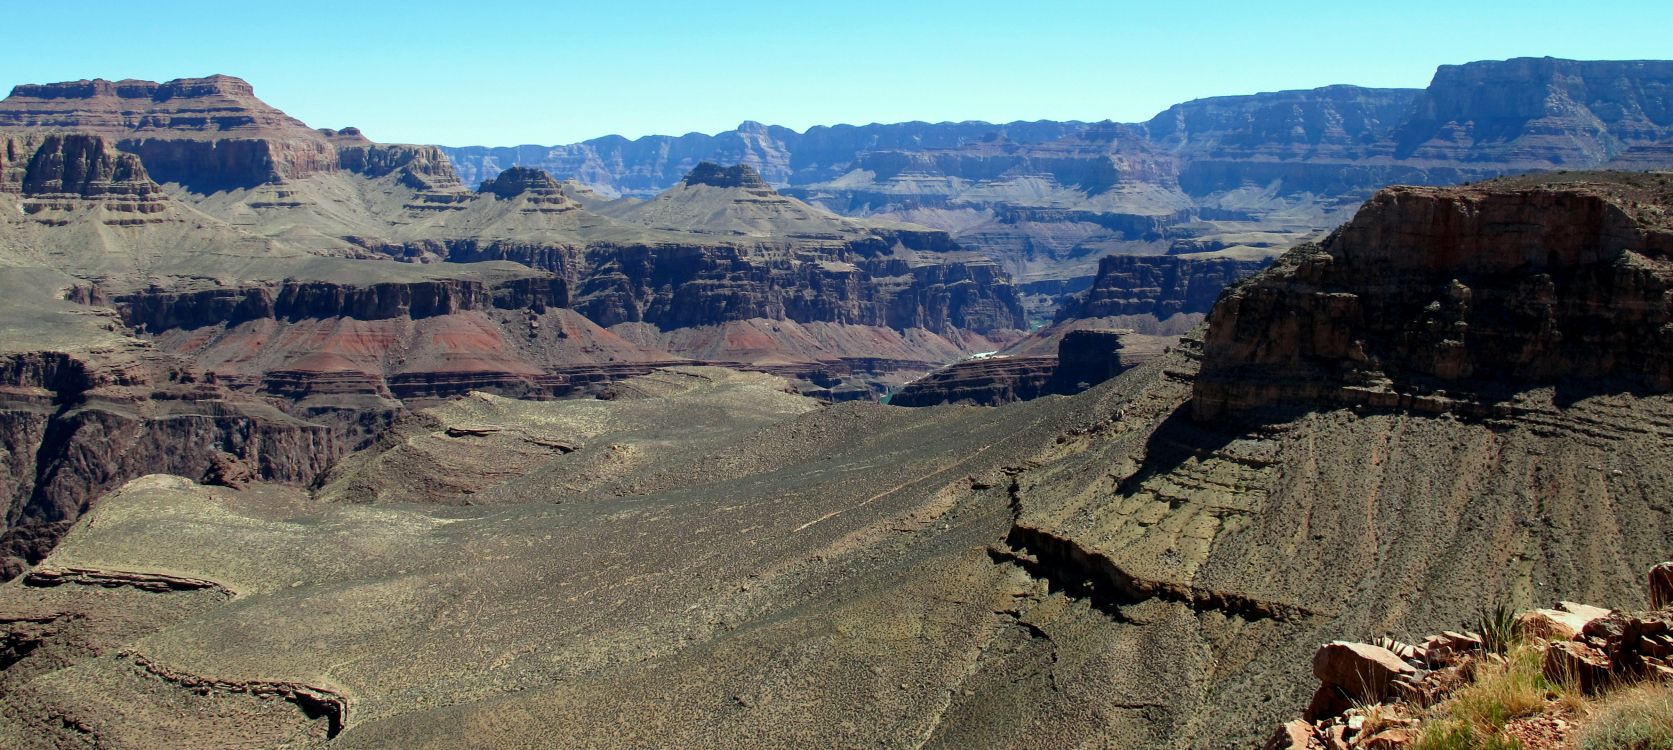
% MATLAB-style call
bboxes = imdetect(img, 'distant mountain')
[444,57,1673,295]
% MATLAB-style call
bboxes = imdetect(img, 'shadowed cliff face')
[1195,172,1673,421]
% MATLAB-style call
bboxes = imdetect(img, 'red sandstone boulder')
[1651,562,1673,609]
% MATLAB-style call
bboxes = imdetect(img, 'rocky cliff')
[0,333,344,579]
[1058,252,1273,322]
[1194,172,1673,421]
[0,75,474,194]
[0,133,169,221]
[1394,58,1673,166]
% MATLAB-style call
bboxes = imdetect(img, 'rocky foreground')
[1266,564,1673,749]
[0,172,1667,748]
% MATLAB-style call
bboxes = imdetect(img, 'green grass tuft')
[1577,681,1673,750]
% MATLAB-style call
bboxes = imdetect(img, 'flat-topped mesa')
[1193,172,1673,422]
[682,161,771,189]
[477,166,573,208]
[0,75,334,191]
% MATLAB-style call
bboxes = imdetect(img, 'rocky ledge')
[1057,252,1274,322]
[1195,172,1673,422]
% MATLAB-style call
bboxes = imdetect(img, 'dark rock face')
[682,162,770,189]
[335,141,465,191]
[0,134,169,221]
[1057,254,1272,321]
[1194,172,1673,421]
[114,277,571,332]
[569,246,1023,335]
[889,355,1059,406]
[478,166,568,201]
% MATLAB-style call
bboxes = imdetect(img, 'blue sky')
[4,1,1670,146]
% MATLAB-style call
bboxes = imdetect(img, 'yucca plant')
[1477,600,1520,656]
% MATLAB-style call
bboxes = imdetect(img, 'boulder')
[1360,728,1417,749]
[1651,562,1673,609]
[1543,640,1611,694]
[1311,641,1417,704]
[1517,607,1608,640]
[201,451,256,490]
[1262,719,1321,750]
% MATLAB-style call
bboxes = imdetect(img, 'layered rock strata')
[1194,172,1673,421]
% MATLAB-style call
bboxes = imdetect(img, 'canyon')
[0,172,1667,749]
[0,54,1669,750]
[445,57,1673,301]
[0,75,1027,570]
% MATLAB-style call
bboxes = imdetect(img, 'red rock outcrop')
[1194,172,1673,421]
[0,76,339,191]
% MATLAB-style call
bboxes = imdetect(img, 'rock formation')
[889,328,1153,407]
[1058,252,1272,321]
[1194,172,1673,421]
[1264,567,1673,750]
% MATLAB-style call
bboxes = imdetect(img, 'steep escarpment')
[1194,172,1673,421]
[0,75,337,191]
[0,75,472,195]
[0,133,170,222]
[115,276,571,333]
[1395,58,1673,165]
[1059,252,1273,322]
[0,344,340,579]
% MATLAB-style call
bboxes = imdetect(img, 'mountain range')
[445,57,1673,301]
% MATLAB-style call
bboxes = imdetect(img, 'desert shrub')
[1449,646,1548,732]
[1477,600,1519,656]
[1577,681,1673,750]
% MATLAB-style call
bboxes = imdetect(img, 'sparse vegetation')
[1411,638,1553,750]
[1448,647,1549,732]
[1576,681,1673,750]
[1478,601,1520,656]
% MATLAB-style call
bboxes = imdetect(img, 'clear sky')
[4,0,1670,146]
